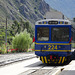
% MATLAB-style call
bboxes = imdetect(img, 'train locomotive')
[35,19,72,64]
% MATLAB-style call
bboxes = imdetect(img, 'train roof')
[35,19,71,25]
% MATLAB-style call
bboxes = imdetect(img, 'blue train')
[35,19,72,64]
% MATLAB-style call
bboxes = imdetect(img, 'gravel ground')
[29,69,51,75]
[0,52,36,66]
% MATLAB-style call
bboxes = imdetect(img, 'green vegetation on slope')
[0,19,34,54]
[0,0,50,53]
[0,0,50,25]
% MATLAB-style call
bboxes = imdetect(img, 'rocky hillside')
[0,0,50,25]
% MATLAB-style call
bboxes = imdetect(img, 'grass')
[0,44,7,54]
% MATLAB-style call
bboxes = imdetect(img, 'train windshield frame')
[36,26,71,42]
[51,27,69,42]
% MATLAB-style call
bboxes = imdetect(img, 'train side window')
[37,27,49,41]
[72,27,75,42]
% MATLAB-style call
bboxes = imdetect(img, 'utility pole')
[5,17,8,53]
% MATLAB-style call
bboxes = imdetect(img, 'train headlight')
[38,22,42,24]
[44,45,47,48]
[65,22,68,24]
[59,21,64,24]
[43,45,47,50]
[42,21,48,24]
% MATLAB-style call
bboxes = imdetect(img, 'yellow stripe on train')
[58,57,62,63]
[62,57,65,63]
[41,56,44,63]
[35,42,71,45]
[44,56,47,63]
[35,50,71,52]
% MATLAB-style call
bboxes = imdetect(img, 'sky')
[45,0,75,19]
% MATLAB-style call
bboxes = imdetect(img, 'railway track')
[19,63,65,75]
[19,58,67,75]
[0,49,75,75]
[0,56,72,75]
[0,52,36,66]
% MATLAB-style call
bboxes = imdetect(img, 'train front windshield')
[37,27,49,41]
[37,27,70,42]
[51,27,69,42]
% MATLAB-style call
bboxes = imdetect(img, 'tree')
[25,21,29,32]
[11,20,20,34]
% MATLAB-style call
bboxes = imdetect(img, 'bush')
[31,42,35,51]
[12,29,32,52]
[11,50,16,53]
[0,44,7,54]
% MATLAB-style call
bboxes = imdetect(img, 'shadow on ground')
[25,61,68,68]
[71,49,75,60]
[25,49,75,68]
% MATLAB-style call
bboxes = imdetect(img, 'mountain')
[0,0,50,25]
[45,0,75,19]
